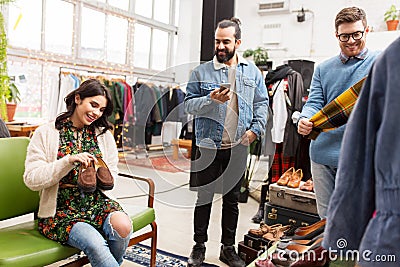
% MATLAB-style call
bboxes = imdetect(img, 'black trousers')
[192,144,248,246]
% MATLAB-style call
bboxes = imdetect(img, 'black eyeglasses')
[337,30,365,42]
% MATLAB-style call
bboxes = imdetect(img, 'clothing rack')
[59,66,127,81]
[136,77,179,89]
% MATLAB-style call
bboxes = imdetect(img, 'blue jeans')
[311,161,337,219]
[67,212,132,267]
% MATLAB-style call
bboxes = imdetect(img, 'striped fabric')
[307,77,367,140]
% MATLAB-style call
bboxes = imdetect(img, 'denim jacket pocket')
[200,82,218,95]
[243,78,256,88]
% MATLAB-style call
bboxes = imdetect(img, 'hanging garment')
[269,143,295,183]
[270,80,288,143]
[265,64,295,88]
[267,66,306,182]
[55,74,76,117]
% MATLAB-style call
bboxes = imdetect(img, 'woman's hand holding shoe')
[68,152,98,167]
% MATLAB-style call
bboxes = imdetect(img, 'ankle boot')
[252,207,264,223]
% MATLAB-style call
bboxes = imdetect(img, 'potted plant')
[0,0,16,121]
[243,47,269,66]
[384,4,399,31]
[4,81,20,121]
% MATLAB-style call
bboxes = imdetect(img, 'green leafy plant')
[384,4,399,21]
[243,47,269,66]
[6,82,20,103]
[0,0,16,120]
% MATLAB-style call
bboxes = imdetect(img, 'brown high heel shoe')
[95,156,114,190]
[294,218,326,235]
[287,169,303,188]
[277,167,295,186]
[78,161,97,192]
[288,219,326,240]
[248,223,282,237]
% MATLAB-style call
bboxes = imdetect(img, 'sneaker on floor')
[219,245,245,267]
[187,243,206,267]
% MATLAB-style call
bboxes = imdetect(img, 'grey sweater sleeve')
[0,118,10,138]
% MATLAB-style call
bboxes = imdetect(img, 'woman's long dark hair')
[55,79,114,135]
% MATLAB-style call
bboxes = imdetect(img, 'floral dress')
[38,120,122,243]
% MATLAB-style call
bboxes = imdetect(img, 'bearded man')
[184,17,268,267]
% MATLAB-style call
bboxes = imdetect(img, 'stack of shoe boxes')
[238,237,267,265]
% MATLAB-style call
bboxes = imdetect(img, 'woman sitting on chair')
[23,79,132,267]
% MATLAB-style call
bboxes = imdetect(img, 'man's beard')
[215,47,235,63]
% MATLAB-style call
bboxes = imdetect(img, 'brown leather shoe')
[277,167,295,186]
[300,178,313,192]
[287,169,303,188]
[262,225,292,242]
[295,218,326,235]
[248,223,282,237]
[78,161,97,192]
[277,233,324,250]
[290,219,326,240]
[284,237,323,254]
[96,156,114,190]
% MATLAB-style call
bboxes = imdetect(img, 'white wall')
[174,0,400,85]
[235,0,400,66]
[174,0,203,87]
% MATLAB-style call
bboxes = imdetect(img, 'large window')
[45,1,74,55]
[6,0,178,119]
[154,0,170,24]
[133,24,151,69]
[8,0,42,50]
[151,29,169,71]
[108,0,129,11]
[134,0,152,19]
[7,0,177,71]
[135,0,171,24]
[106,15,128,64]
[81,7,106,61]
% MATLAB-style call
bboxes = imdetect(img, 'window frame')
[5,0,177,80]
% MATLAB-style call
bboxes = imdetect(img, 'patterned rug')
[124,243,218,267]
[120,154,191,173]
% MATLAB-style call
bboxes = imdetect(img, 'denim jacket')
[184,55,269,149]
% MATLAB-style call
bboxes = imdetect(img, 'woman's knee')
[110,211,132,238]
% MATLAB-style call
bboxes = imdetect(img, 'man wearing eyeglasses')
[297,7,380,219]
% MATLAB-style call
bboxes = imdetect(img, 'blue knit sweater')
[300,49,380,166]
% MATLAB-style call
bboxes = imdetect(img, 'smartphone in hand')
[219,83,231,94]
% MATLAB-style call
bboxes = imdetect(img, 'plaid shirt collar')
[339,48,368,64]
